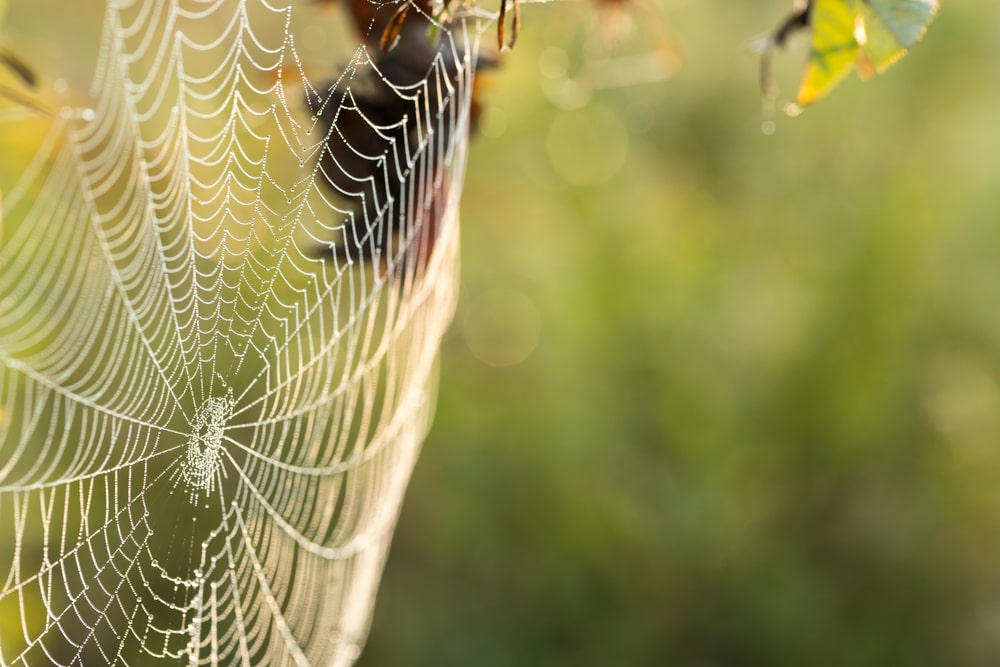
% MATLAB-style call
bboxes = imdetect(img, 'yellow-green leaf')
[797,0,862,106]
[792,0,939,106]
[857,5,905,75]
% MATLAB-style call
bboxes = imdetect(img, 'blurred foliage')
[360,1,1000,666]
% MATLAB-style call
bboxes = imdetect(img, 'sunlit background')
[359,1,1000,665]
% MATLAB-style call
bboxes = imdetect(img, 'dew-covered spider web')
[0,0,489,663]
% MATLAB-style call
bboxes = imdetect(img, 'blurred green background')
[359,2,1000,666]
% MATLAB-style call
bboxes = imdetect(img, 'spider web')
[0,0,487,664]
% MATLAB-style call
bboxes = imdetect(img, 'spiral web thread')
[0,0,485,664]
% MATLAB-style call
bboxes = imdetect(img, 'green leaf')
[866,0,939,47]
[791,0,939,106]
[859,0,938,75]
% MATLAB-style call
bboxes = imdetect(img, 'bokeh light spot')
[546,104,628,187]
[462,288,541,367]
[925,355,1000,453]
